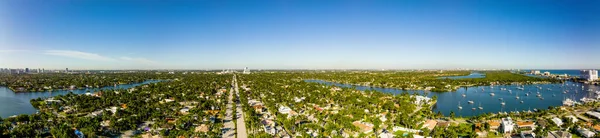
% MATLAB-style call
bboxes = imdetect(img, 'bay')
[305,79,600,117]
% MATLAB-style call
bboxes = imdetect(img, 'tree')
[450,111,456,120]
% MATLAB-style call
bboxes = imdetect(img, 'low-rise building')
[517,121,536,131]
[501,117,515,133]
[577,128,596,138]
[552,117,564,126]
[488,120,501,132]
[422,120,437,130]
[352,121,374,133]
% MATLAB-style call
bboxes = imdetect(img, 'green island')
[297,70,559,92]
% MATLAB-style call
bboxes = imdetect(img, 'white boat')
[468,101,474,104]
[462,93,466,97]
[501,102,505,105]
[490,93,495,96]
[458,102,462,109]
[520,100,524,103]
[478,103,483,110]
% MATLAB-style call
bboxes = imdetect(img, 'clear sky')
[1,0,599,70]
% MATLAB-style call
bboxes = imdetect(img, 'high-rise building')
[25,68,30,73]
[66,68,69,73]
[580,70,598,81]
[42,68,45,73]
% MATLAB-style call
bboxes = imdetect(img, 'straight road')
[233,75,248,138]
[222,76,236,138]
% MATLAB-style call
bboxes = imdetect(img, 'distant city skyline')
[1,1,599,69]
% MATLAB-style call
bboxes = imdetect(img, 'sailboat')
[516,91,520,99]
[501,101,505,106]
[478,103,483,110]
[468,100,474,104]
[458,102,462,110]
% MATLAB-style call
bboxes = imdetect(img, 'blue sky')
[1,0,599,69]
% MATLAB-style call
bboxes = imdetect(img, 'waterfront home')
[411,95,432,105]
[436,121,451,130]
[552,117,564,126]
[516,121,536,131]
[422,120,437,130]
[501,117,515,133]
[550,131,572,138]
[488,120,501,132]
[577,127,596,138]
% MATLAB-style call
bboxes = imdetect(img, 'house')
[422,120,437,130]
[550,131,572,138]
[488,120,501,132]
[501,117,515,133]
[552,117,564,126]
[252,105,264,114]
[577,128,596,138]
[352,121,374,133]
[436,121,451,129]
[194,124,209,133]
[516,121,536,131]
[180,107,190,114]
[585,111,600,120]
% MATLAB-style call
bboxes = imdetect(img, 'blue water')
[0,80,163,118]
[305,80,600,117]
[438,72,485,79]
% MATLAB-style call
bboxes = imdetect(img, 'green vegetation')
[1,73,232,137]
[237,72,435,137]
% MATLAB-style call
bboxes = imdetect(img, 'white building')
[501,117,515,133]
[551,117,563,126]
[412,95,432,105]
[577,128,596,138]
[580,70,598,81]
[544,71,551,76]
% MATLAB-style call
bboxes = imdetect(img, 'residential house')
[352,121,374,133]
[488,120,501,132]
[516,121,536,131]
[422,120,437,130]
[552,117,564,126]
[577,128,596,138]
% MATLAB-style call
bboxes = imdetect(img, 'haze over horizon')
[1,0,599,69]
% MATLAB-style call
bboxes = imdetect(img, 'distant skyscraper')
[66,68,69,72]
[25,68,29,73]
[580,70,598,81]
[243,67,250,74]
[42,68,45,73]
